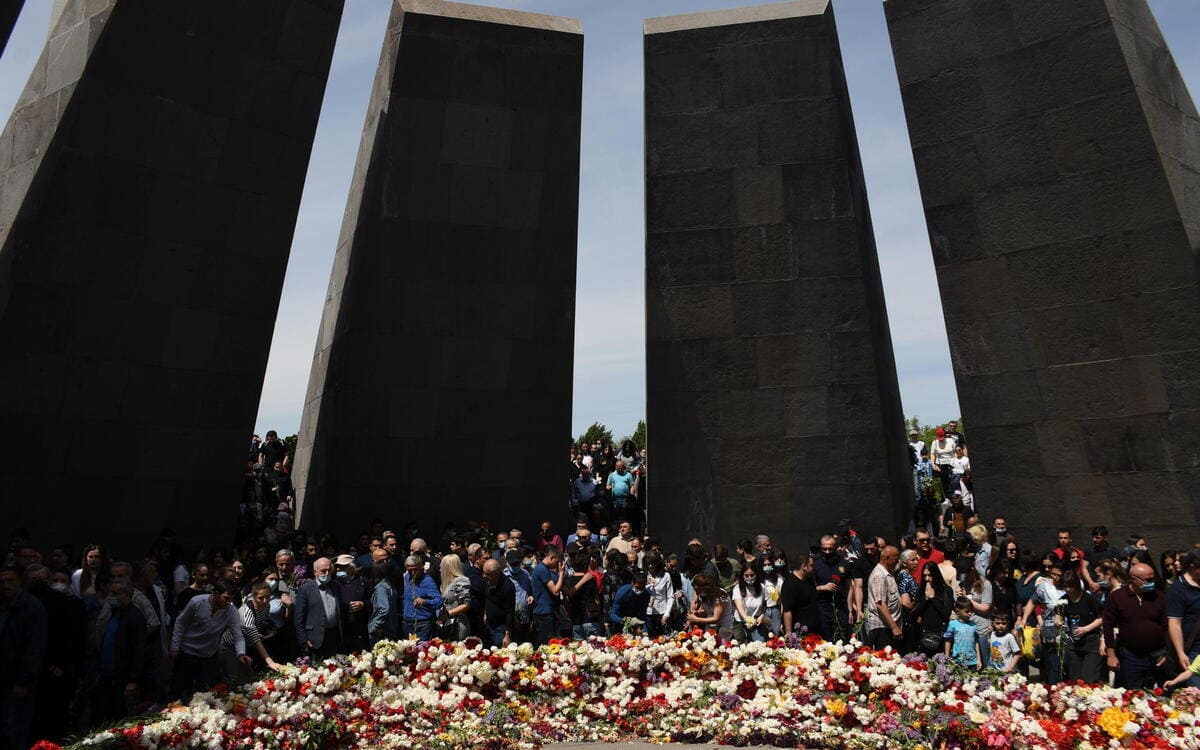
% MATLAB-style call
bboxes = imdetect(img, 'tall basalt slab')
[885,0,1200,548]
[293,0,582,540]
[0,0,343,553]
[644,0,911,554]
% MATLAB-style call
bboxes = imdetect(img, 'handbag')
[437,613,468,641]
[1019,625,1041,660]
[919,630,943,654]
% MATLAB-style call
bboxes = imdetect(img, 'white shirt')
[908,439,925,457]
[731,583,766,623]
[645,573,675,616]
[171,595,245,658]
[950,456,971,475]
[932,438,956,465]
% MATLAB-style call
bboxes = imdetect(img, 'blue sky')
[2,1,1198,441]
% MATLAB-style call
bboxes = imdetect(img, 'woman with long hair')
[438,555,472,641]
[72,543,111,599]
[367,563,401,644]
[762,550,785,635]
[731,561,769,642]
[602,549,631,635]
[987,557,1018,623]
[913,561,954,656]
[688,574,733,641]
[644,554,675,637]
[565,550,605,639]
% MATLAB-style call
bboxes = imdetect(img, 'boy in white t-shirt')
[988,614,1021,673]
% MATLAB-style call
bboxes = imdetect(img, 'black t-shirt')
[260,440,287,468]
[1085,546,1118,566]
[1063,593,1102,647]
[812,555,849,610]
[779,574,820,634]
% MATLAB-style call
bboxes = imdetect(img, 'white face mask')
[50,582,70,593]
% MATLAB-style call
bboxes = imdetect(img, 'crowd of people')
[3,423,1200,750]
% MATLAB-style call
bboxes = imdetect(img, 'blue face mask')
[317,573,331,585]
[1140,582,1156,593]
[335,570,349,581]
[1098,580,1111,589]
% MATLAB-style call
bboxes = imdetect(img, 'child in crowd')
[1164,654,1200,689]
[988,613,1021,673]
[945,596,981,669]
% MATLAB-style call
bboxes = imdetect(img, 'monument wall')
[293,0,583,540]
[885,0,1200,547]
[644,0,911,554]
[0,0,343,553]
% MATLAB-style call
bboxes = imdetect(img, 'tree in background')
[624,420,647,451]
[284,434,298,461]
[576,422,613,446]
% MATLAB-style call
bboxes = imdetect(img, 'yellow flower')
[519,667,539,681]
[1097,707,1136,739]
[825,698,847,717]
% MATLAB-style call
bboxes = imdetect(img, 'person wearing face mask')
[293,558,346,659]
[333,555,367,652]
[262,569,296,663]
[93,578,147,723]
[1103,562,1169,689]
[24,564,85,744]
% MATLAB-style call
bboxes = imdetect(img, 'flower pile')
[68,632,1200,749]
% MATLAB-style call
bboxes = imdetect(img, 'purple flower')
[718,693,741,710]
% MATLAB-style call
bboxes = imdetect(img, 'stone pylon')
[294,0,583,540]
[0,0,343,553]
[885,0,1200,548]
[644,1,912,554]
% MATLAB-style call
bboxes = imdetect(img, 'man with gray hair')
[402,555,442,640]
[865,546,903,650]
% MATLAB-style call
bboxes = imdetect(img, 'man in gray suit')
[293,558,343,659]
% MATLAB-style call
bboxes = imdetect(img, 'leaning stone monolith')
[644,0,912,555]
[293,0,582,540]
[0,0,343,553]
[886,0,1200,549]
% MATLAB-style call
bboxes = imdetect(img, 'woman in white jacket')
[644,554,675,636]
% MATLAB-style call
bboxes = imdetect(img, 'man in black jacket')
[26,564,86,743]
[94,579,147,723]
[481,560,515,648]
[0,565,48,750]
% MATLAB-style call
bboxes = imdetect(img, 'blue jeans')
[485,625,507,649]
[403,618,434,641]
[1117,647,1159,690]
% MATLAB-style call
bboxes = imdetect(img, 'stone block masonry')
[886,0,1200,549]
[644,1,912,555]
[0,0,343,553]
[293,0,582,540]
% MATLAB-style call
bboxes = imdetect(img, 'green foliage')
[576,422,613,446]
[623,420,647,451]
[283,434,298,459]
